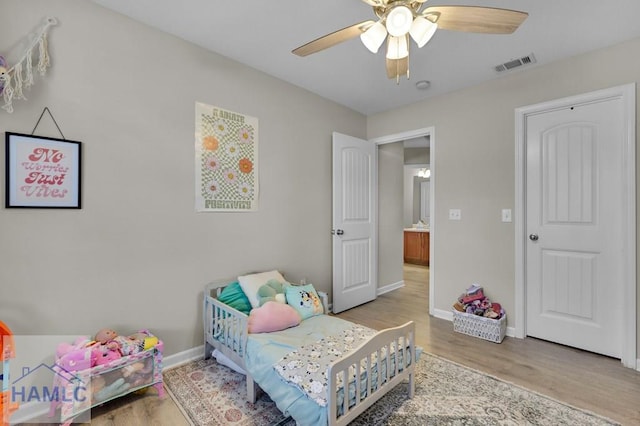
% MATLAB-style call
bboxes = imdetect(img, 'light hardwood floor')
[337,264,640,425]
[47,264,640,425]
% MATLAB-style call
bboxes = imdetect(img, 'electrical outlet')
[502,209,512,223]
[449,209,461,220]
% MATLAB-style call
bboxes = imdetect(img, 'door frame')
[371,126,435,315]
[514,83,636,368]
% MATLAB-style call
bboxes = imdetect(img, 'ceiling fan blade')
[292,20,375,57]
[423,6,528,34]
[386,57,409,79]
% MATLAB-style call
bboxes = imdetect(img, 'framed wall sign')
[5,132,82,208]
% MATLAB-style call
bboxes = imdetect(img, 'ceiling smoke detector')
[415,80,431,90]
[494,53,537,73]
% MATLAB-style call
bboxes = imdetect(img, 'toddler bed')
[203,271,417,426]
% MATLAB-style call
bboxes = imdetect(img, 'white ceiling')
[91,0,640,116]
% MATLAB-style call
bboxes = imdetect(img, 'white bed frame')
[203,278,416,426]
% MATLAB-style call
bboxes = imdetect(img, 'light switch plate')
[502,209,512,222]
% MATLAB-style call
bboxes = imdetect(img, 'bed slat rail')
[203,279,258,400]
[328,321,416,426]
[204,288,248,358]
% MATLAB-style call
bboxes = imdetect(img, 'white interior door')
[332,132,377,314]
[525,97,626,358]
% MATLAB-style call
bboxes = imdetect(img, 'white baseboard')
[163,345,204,369]
[432,307,453,321]
[378,280,404,296]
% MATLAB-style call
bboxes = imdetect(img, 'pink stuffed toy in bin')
[55,338,97,373]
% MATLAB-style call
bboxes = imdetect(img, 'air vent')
[494,53,537,73]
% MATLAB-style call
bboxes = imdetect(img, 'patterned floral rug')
[163,353,619,426]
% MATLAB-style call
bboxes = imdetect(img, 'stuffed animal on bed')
[285,284,324,320]
[257,279,289,306]
[238,270,287,308]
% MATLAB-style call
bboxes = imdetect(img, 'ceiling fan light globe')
[410,16,438,48]
[360,21,387,53]
[386,35,409,60]
[386,5,413,37]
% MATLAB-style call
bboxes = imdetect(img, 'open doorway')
[403,139,430,266]
[402,140,431,271]
[372,127,435,315]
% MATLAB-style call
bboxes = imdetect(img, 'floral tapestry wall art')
[195,102,258,212]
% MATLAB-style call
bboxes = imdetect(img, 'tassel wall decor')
[1,17,57,113]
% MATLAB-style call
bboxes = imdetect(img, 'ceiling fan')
[292,0,528,82]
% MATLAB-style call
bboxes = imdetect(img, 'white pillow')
[238,270,286,308]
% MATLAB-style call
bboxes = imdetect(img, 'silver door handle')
[529,234,539,241]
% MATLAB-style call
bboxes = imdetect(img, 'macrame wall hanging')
[0,17,57,113]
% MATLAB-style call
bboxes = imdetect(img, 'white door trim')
[371,126,435,315]
[514,83,636,368]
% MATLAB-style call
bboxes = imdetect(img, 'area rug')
[163,353,618,426]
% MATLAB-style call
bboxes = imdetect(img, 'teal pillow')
[285,284,324,320]
[217,281,252,315]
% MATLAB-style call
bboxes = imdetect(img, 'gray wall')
[377,142,404,289]
[0,0,366,356]
[369,36,640,352]
[404,147,430,165]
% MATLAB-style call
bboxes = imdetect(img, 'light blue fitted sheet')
[244,315,418,426]
[245,315,355,426]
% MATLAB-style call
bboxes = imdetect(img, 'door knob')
[336,229,344,235]
[529,234,539,241]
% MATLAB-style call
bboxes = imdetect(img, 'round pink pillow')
[248,301,302,333]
